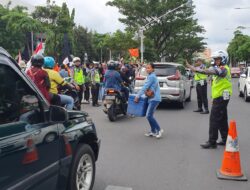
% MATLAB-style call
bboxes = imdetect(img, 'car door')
[0,64,60,190]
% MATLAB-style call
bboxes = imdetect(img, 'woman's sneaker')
[145,131,156,137]
[156,129,164,139]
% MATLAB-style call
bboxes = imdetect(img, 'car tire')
[178,92,185,109]
[244,88,250,102]
[43,132,56,143]
[69,144,95,190]
[186,88,192,102]
[238,83,244,97]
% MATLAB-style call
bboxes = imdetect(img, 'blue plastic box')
[127,94,148,117]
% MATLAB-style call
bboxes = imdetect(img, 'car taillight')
[167,70,181,80]
[107,89,115,93]
[136,76,146,80]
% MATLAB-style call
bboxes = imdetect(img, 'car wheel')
[244,88,250,102]
[43,133,56,143]
[238,83,244,97]
[186,88,192,102]
[69,144,95,190]
[178,92,185,109]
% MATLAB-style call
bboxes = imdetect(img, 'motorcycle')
[103,88,128,122]
[59,77,81,110]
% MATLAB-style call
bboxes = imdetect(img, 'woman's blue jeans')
[146,101,161,133]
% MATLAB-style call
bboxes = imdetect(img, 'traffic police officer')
[90,62,101,107]
[193,58,209,114]
[186,50,232,149]
[71,57,85,108]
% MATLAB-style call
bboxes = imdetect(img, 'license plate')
[105,96,115,100]
[159,82,163,87]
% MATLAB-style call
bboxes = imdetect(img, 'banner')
[129,48,139,57]
[34,42,43,55]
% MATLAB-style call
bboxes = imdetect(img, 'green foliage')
[227,30,250,63]
[32,1,75,61]
[0,4,42,56]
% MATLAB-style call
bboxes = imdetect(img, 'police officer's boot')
[193,108,203,112]
[200,108,209,114]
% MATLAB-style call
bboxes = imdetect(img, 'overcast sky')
[20,0,250,52]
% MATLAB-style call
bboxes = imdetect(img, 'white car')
[238,66,250,101]
[134,62,192,108]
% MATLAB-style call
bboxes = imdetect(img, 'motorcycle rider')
[26,54,51,102]
[43,56,74,110]
[71,57,85,105]
[104,60,129,101]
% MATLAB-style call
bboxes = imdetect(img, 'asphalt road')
[85,78,250,190]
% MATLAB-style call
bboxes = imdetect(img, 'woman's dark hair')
[148,63,155,69]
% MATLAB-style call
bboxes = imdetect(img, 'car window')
[154,65,176,76]
[0,65,43,125]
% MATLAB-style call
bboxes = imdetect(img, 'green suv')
[0,47,100,190]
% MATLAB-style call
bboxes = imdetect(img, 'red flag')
[129,48,139,57]
[18,50,22,64]
[34,42,43,55]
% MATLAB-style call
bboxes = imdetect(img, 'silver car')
[134,62,192,108]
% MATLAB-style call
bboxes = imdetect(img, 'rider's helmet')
[43,56,55,69]
[107,60,117,70]
[31,54,44,67]
[211,50,228,65]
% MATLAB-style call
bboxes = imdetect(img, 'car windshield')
[154,65,176,76]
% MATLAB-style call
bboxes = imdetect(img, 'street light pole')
[139,28,144,63]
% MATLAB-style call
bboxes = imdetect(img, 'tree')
[32,1,75,62]
[0,4,42,56]
[227,30,250,64]
[107,0,206,62]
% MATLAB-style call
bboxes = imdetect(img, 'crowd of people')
[20,55,140,110]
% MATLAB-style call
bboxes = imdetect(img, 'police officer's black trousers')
[78,84,84,104]
[196,83,208,110]
[91,83,100,106]
[209,97,229,144]
[84,82,90,101]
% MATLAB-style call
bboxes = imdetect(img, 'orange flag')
[129,48,139,57]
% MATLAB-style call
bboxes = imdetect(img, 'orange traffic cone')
[22,139,38,164]
[217,120,247,181]
[63,135,72,156]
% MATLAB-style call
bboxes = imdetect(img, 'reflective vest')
[212,65,232,99]
[194,73,207,81]
[94,70,100,83]
[74,68,84,85]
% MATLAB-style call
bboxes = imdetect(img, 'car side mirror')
[240,74,246,78]
[49,105,68,122]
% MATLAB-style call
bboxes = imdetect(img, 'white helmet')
[73,57,81,63]
[211,50,228,65]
